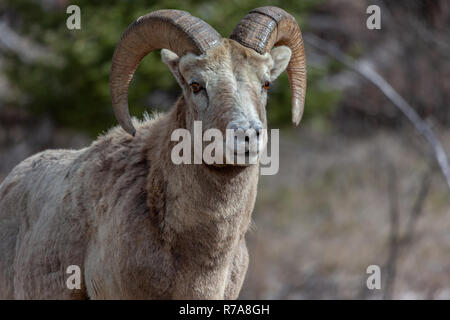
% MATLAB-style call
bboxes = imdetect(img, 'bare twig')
[304,33,450,192]
[403,168,433,245]
[383,165,400,300]
[383,166,432,299]
[357,164,433,299]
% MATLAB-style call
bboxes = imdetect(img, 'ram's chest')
[85,164,257,299]
[169,256,236,299]
[160,186,254,298]
[85,217,244,299]
[167,222,247,299]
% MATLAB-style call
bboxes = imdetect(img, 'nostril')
[254,125,263,138]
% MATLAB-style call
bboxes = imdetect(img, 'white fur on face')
[162,39,291,165]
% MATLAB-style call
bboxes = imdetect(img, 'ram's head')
[110,7,306,164]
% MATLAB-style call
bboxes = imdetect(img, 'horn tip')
[292,101,304,127]
[122,122,136,137]
[128,127,136,137]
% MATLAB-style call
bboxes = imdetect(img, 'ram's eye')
[190,82,202,94]
[263,81,271,91]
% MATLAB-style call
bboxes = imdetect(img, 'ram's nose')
[226,119,263,154]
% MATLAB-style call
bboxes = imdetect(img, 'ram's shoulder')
[95,114,162,143]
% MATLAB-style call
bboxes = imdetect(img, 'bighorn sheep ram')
[0,6,306,299]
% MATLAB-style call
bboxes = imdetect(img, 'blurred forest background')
[0,0,449,299]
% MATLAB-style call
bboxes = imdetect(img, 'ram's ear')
[269,46,292,81]
[161,49,185,87]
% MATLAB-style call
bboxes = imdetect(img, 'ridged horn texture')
[110,10,221,136]
[230,6,307,126]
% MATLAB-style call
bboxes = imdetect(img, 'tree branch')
[304,34,450,192]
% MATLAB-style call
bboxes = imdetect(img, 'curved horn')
[110,10,221,136]
[230,6,307,125]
